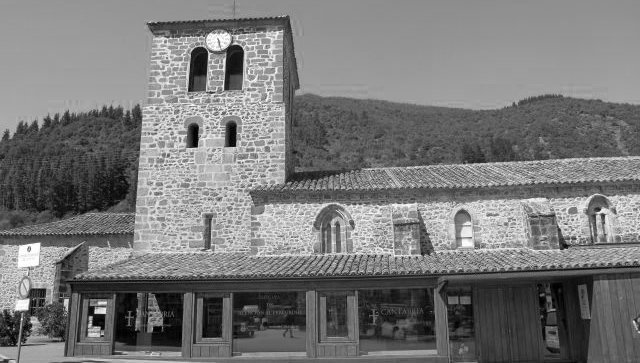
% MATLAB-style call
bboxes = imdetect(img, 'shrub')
[0,309,32,346]
[36,302,67,340]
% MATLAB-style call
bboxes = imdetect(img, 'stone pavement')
[0,336,179,363]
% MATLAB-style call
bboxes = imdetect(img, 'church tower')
[134,16,299,252]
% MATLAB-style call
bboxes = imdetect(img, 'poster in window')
[447,295,460,305]
[578,284,590,319]
[87,326,101,338]
[94,307,107,315]
[460,295,471,305]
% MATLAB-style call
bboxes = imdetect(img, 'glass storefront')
[232,291,306,353]
[325,293,349,337]
[82,297,109,340]
[447,287,475,362]
[358,289,436,353]
[198,294,223,339]
[114,293,184,355]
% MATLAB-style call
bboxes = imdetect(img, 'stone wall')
[251,183,640,255]
[0,235,132,311]
[136,20,295,252]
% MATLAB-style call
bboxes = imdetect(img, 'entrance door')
[475,285,543,363]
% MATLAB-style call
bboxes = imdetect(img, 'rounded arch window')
[225,121,237,147]
[186,123,199,148]
[224,45,244,90]
[314,205,354,254]
[454,210,474,248]
[188,47,208,92]
[586,195,615,243]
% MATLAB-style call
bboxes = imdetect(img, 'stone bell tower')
[134,16,299,252]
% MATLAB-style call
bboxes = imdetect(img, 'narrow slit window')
[189,47,208,92]
[225,121,237,147]
[224,45,244,90]
[187,123,199,148]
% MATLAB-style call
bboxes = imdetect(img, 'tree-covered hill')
[0,106,141,228]
[292,94,640,170]
[1,94,639,229]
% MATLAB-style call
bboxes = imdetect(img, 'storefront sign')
[18,243,40,268]
[578,284,590,319]
[15,299,30,311]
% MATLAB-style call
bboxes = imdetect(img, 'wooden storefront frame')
[69,277,447,360]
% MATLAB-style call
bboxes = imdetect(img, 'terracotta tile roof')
[0,213,134,237]
[75,246,640,281]
[147,16,291,33]
[252,157,640,194]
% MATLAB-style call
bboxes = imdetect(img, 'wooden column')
[181,292,193,358]
[306,290,317,358]
[434,284,449,357]
[65,292,81,356]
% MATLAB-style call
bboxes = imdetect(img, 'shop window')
[188,47,208,92]
[224,45,244,91]
[113,292,184,355]
[232,292,306,353]
[186,123,199,148]
[319,291,355,341]
[314,205,354,254]
[586,195,616,243]
[79,294,112,342]
[225,121,237,147]
[447,287,475,362]
[195,293,226,341]
[29,288,46,315]
[358,289,436,354]
[454,210,474,248]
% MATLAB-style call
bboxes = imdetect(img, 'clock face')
[205,29,232,52]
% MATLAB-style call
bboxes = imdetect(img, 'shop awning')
[74,245,640,282]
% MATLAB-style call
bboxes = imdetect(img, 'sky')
[0,0,639,133]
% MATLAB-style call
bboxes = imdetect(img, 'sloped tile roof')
[252,157,640,194]
[75,246,640,281]
[147,15,289,26]
[0,213,134,236]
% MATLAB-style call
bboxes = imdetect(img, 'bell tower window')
[224,45,244,90]
[188,47,208,92]
[186,123,199,148]
[225,121,237,147]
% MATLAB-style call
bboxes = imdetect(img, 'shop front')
[66,280,447,361]
[65,251,640,362]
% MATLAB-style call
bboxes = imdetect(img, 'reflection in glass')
[85,299,108,338]
[201,295,223,339]
[447,287,475,362]
[326,294,348,337]
[233,292,306,353]
[114,293,183,356]
[538,283,564,358]
[358,289,436,353]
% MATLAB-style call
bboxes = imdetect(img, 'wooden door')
[475,285,543,363]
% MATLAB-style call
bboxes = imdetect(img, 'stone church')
[62,16,640,362]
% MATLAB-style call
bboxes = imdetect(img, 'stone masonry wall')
[136,21,294,252]
[0,235,132,311]
[251,183,640,255]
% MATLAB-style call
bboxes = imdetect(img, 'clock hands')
[217,38,222,49]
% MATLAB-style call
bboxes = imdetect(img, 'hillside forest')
[1,94,639,229]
